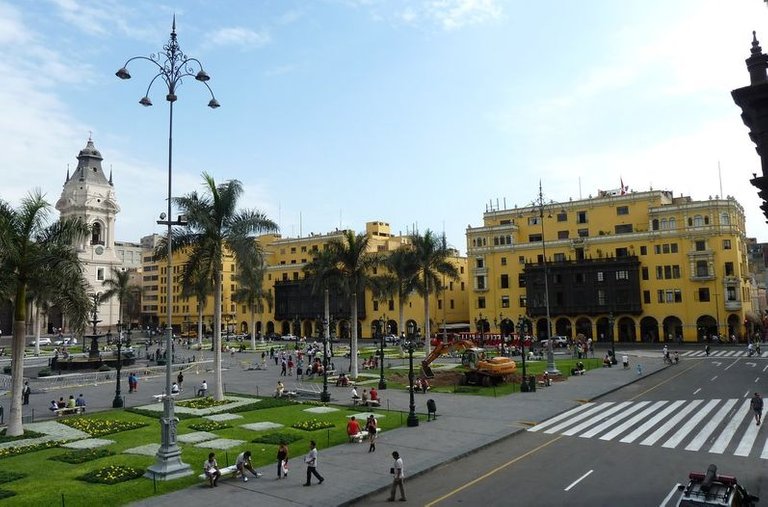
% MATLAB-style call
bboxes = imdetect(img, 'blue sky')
[2,0,768,254]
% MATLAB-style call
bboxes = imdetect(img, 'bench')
[152,392,180,402]
[197,464,238,482]
[362,399,381,407]
[54,406,84,417]
[570,368,586,376]
[349,428,382,443]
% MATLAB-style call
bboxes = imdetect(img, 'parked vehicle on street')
[29,337,52,346]
[54,337,78,346]
[539,336,568,348]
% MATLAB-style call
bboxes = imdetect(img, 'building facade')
[466,189,755,343]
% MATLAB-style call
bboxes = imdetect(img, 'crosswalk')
[678,350,767,358]
[528,398,768,459]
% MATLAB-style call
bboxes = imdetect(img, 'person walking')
[366,414,378,452]
[177,371,184,390]
[388,451,406,502]
[303,440,324,486]
[705,344,710,357]
[752,392,764,426]
[277,442,289,479]
[22,381,31,405]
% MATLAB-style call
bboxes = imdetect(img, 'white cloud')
[203,27,271,51]
[424,0,503,31]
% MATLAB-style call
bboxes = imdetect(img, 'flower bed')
[176,397,231,410]
[50,448,115,464]
[0,471,26,484]
[78,465,144,485]
[291,418,335,432]
[0,490,16,500]
[60,418,148,437]
[188,420,231,432]
[0,430,45,443]
[0,440,62,460]
[252,432,303,445]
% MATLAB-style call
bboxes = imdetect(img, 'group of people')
[361,356,379,370]
[351,386,380,404]
[346,414,379,451]
[127,372,140,393]
[48,394,86,412]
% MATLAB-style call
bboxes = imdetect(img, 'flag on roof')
[620,177,627,195]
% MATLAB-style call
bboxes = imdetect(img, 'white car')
[539,336,568,348]
[54,337,78,346]
[29,337,52,346]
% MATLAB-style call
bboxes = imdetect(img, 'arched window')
[704,215,710,225]
[652,219,659,231]
[668,217,676,229]
[660,218,668,230]
[91,222,102,245]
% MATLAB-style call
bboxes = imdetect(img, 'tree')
[377,247,420,341]
[303,248,344,345]
[411,230,459,355]
[180,262,213,348]
[101,267,140,335]
[232,256,271,349]
[168,173,278,400]
[326,231,379,379]
[0,191,90,436]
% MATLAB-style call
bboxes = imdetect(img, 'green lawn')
[0,395,405,506]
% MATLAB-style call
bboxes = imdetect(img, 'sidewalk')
[126,353,666,507]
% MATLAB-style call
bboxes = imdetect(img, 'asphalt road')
[371,353,768,507]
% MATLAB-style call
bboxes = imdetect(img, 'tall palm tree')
[0,191,90,436]
[411,230,459,355]
[303,248,341,341]
[326,231,379,379]
[101,267,140,334]
[168,173,278,400]
[180,262,213,348]
[378,247,420,340]
[232,257,272,349]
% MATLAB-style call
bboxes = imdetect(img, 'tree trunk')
[213,273,224,400]
[424,275,431,356]
[34,303,41,356]
[7,283,27,436]
[350,292,358,379]
[250,303,256,350]
[197,304,203,348]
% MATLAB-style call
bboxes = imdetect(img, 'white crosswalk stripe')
[675,350,767,359]
[528,398,766,459]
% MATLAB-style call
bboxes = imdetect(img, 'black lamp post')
[497,315,506,356]
[294,315,301,351]
[117,16,218,481]
[608,312,617,364]
[112,322,124,408]
[405,331,419,427]
[475,313,485,348]
[378,315,387,390]
[518,316,529,392]
[320,317,330,402]
[224,314,232,343]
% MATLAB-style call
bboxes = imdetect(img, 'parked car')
[29,337,52,346]
[281,334,298,341]
[54,337,78,346]
[539,336,568,348]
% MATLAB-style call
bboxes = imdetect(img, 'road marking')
[735,412,761,456]
[685,399,738,451]
[660,484,681,507]
[756,377,760,384]
[746,362,757,368]
[564,469,593,491]
[424,436,563,507]
[710,399,751,454]
[640,400,703,446]
[580,401,650,439]
[527,403,594,432]
[628,361,699,401]
[662,399,719,449]
[693,388,701,395]
[620,401,685,443]
[562,402,632,436]
[763,364,768,372]
[711,376,718,381]
[724,358,739,371]
[601,401,667,441]
[543,404,611,434]
[712,361,722,367]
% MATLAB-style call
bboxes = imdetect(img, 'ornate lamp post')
[534,182,560,375]
[405,330,419,427]
[378,315,387,390]
[294,315,301,351]
[475,313,485,348]
[117,17,218,481]
[88,293,102,359]
[321,317,331,402]
[518,316,529,392]
[112,322,124,408]
[608,312,617,364]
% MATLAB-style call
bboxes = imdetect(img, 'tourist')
[388,451,406,501]
[57,397,66,409]
[275,380,285,398]
[303,440,324,486]
[204,452,221,487]
[346,416,361,441]
[235,450,263,481]
[177,371,184,389]
[66,395,76,409]
[171,382,180,395]
[366,415,378,453]
[369,386,379,403]
[197,380,208,397]
[277,442,289,479]
[22,381,31,405]
[49,400,58,412]
[75,393,86,411]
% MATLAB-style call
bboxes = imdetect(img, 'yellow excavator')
[421,340,516,387]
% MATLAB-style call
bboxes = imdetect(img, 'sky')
[2,0,768,255]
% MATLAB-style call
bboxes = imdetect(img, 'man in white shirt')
[235,450,262,481]
[197,380,208,397]
[303,440,324,486]
[388,451,406,501]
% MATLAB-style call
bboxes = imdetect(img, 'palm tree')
[0,191,90,436]
[411,230,459,355]
[180,262,213,348]
[232,257,272,349]
[377,247,420,340]
[326,231,379,379]
[101,267,140,334]
[168,173,278,400]
[303,248,341,342]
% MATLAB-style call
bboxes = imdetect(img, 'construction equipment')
[421,340,516,387]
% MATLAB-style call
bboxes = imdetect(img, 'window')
[553,273,563,284]
[449,281,454,290]
[665,290,675,303]
[519,295,527,307]
[616,270,629,280]
[693,215,705,227]
[528,216,540,225]
[657,290,664,303]
[293,272,299,280]
[723,239,732,250]
[529,234,543,242]
[501,295,510,308]
[642,267,649,280]
[598,289,606,305]
[698,288,710,302]
[437,300,442,310]
[518,256,525,264]
[577,211,588,224]
[652,219,659,231]
[654,245,661,255]
[518,274,526,287]
[97,268,104,281]
[290,247,296,253]
[501,257,507,266]
[476,257,484,268]
[616,247,629,257]
[656,266,663,280]
[615,224,633,234]
[616,206,629,215]
[461,282,465,290]
[669,218,676,229]
[577,228,589,238]
[597,271,604,282]
[664,266,672,279]
[695,240,706,251]
[450,300,454,309]
[671,243,678,253]
[695,260,709,277]
[557,212,567,222]
[662,244,670,254]
[674,289,682,303]
[727,287,737,301]
[721,213,731,226]
[557,230,569,239]
[373,301,379,311]
[476,276,485,290]
[640,246,647,255]
[553,253,566,262]
[672,265,681,279]
[477,297,486,309]
[725,262,734,276]
[389,300,394,311]
[500,274,509,289]
[643,290,651,304]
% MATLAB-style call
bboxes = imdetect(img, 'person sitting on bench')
[419,377,430,393]
[369,386,379,404]
[171,382,180,395]
[346,416,361,441]
[235,450,262,481]
[275,380,285,398]
[336,373,349,387]
[603,354,612,367]
[49,400,58,412]
[204,452,221,488]
[197,380,208,397]
[351,386,360,401]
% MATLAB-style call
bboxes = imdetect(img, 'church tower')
[55,137,121,330]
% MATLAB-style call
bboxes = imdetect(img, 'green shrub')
[60,418,147,437]
[291,418,335,431]
[0,489,17,500]
[252,432,303,445]
[49,448,115,464]
[0,440,62,460]
[126,407,198,420]
[37,368,52,377]
[0,429,45,443]
[77,465,144,485]
[188,420,230,432]
[98,364,111,372]
[0,471,26,484]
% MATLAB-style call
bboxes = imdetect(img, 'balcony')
[725,300,742,311]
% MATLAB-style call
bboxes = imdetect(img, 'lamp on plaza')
[294,315,301,350]
[404,329,419,427]
[518,315,529,392]
[378,315,387,390]
[117,16,218,480]
[321,317,331,402]
[224,314,233,343]
[475,313,485,348]
[534,181,560,376]
[608,312,617,364]
[497,314,506,357]
[112,322,124,408]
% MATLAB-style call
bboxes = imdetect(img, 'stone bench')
[53,406,84,417]
[349,427,382,443]
[152,392,180,402]
[198,464,238,482]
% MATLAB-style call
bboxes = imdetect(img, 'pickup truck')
[539,336,568,348]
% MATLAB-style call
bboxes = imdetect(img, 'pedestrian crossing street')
[528,398,768,459]
[678,350,768,358]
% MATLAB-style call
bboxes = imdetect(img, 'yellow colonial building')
[466,189,757,343]
[141,221,469,341]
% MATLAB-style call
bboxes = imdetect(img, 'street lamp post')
[608,312,617,363]
[321,317,331,402]
[518,316,529,392]
[378,315,387,390]
[475,313,485,348]
[112,322,124,408]
[535,181,560,376]
[497,315,506,357]
[117,17,218,481]
[405,331,419,427]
